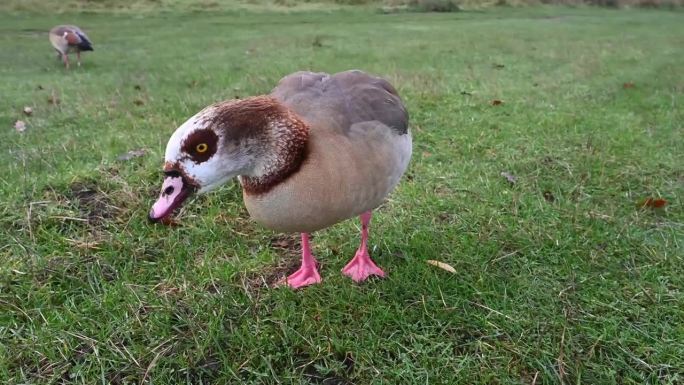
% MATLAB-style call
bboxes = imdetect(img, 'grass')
[1,5,683,384]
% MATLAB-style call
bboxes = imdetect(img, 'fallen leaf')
[500,171,517,185]
[623,82,635,89]
[133,84,142,91]
[493,63,505,69]
[640,198,667,209]
[427,259,456,273]
[491,99,503,106]
[543,190,555,202]
[23,106,33,116]
[47,95,60,105]
[133,98,145,106]
[14,120,27,133]
[116,148,147,161]
[422,151,432,157]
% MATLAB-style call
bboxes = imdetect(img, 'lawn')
[1,4,683,384]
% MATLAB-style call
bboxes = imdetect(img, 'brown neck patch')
[221,98,309,195]
[240,144,308,195]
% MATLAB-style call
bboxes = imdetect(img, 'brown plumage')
[49,25,93,69]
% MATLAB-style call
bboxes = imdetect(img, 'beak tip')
[148,210,160,224]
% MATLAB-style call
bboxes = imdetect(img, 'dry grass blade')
[117,148,148,161]
[65,238,102,250]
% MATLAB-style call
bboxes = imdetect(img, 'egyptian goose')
[149,70,412,288]
[49,25,93,69]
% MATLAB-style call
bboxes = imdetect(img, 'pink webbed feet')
[341,211,386,282]
[276,212,386,287]
[280,263,321,289]
[342,247,386,282]
[277,233,322,289]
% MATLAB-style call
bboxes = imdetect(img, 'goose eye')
[195,143,208,153]
[181,129,217,163]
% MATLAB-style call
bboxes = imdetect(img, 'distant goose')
[49,25,93,69]
[149,70,412,288]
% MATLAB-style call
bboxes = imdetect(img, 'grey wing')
[326,70,409,134]
[270,71,330,103]
[71,26,91,43]
[271,70,409,135]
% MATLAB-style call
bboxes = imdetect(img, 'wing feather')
[271,70,408,135]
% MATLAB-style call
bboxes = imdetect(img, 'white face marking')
[163,108,210,162]
[164,106,258,194]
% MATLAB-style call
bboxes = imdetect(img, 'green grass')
[1,5,683,384]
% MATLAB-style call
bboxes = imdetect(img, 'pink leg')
[277,233,322,289]
[342,211,385,282]
[62,54,69,69]
[77,51,81,67]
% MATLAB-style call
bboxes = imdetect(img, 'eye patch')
[181,129,219,163]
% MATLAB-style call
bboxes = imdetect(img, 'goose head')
[149,96,308,222]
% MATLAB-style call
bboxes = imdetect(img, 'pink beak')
[149,174,194,222]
